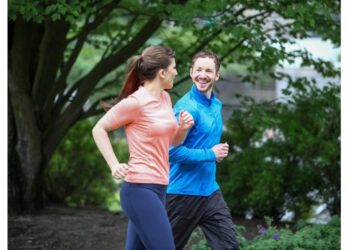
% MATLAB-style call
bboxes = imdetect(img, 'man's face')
[190,57,219,98]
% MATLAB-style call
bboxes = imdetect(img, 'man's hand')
[212,142,229,162]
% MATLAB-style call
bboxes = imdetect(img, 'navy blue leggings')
[120,181,175,250]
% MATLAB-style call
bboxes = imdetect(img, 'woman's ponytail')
[101,46,175,111]
[101,55,142,111]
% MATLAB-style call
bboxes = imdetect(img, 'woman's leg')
[121,182,175,250]
[125,221,146,250]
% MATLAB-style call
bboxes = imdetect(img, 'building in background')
[215,38,340,121]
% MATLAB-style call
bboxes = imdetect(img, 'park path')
[8,205,128,250]
[8,205,261,250]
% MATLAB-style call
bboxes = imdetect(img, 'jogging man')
[166,51,238,250]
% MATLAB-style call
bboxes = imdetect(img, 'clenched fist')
[212,142,229,162]
[111,163,129,179]
[178,111,194,131]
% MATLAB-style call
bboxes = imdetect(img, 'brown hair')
[191,51,220,73]
[102,45,175,110]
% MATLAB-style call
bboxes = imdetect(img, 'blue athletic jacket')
[166,84,223,196]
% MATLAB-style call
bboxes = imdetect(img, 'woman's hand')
[111,163,129,179]
[171,111,195,146]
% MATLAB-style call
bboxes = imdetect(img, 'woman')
[92,45,194,250]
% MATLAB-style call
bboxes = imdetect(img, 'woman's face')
[162,58,178,89]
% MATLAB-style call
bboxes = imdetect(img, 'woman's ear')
[158,69,166,79]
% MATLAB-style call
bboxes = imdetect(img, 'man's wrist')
[208,149,217,161]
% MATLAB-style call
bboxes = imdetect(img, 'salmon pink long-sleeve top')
[104,86,178,185]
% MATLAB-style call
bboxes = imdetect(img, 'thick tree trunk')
[8,90,24,211]
[9,71,43,211]
[8,19,44,211]
[8,6,164,212]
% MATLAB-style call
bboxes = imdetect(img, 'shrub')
[43,119,129,211]
[217,83,340,220]
[242,216,340,250]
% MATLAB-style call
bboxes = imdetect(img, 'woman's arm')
[171,111,194,146]
[92,96,140,179]
[92,118,129,179]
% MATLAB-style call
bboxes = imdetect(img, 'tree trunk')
[9,71,43,211]
[8,8,164,212]
[8,19,44,211]
[8,90,24,211]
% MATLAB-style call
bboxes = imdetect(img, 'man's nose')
[198,72,207,78]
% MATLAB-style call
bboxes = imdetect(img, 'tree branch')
[93,76,122,94]
[32,19,70,108]
[66,0,122,44]
[42,0,122,119]
[195,4,238,19]
[101,14,140,59]
[220,38,247,61]
[42,16,163,161]
[176,7,247,65]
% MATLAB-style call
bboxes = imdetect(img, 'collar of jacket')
[190,84,215,107]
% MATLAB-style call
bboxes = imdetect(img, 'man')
[166,51,238,250]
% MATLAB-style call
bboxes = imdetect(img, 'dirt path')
[8,205,261,250]
[9,205,128,250]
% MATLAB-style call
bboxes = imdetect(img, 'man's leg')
[166,194,206,250]
[199,190,239,250]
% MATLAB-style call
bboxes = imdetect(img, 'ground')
[8,205,263,250]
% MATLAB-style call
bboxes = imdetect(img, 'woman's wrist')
[110,162,120,174]
[110,162,129,179]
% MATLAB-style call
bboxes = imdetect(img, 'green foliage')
[218,82,340,220]
[9,0,340,98]
[187,228,210,250]
[185,224,247,250]
[8,0,340,211]
[9,0,340,111]
[241,216,340,250]
[188,217,340,249]
[44,119,129,211]
[8,0,110,23]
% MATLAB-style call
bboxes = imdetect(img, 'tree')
[218,83,340,220]
[8,0,340,210]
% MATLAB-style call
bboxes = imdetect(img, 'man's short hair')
[191,51,220,73]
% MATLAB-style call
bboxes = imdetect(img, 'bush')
[185,224,248,250]
[217,83,340,220]
[242,216,340,250]
[43,119,129,211]
[189,216,340,250]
